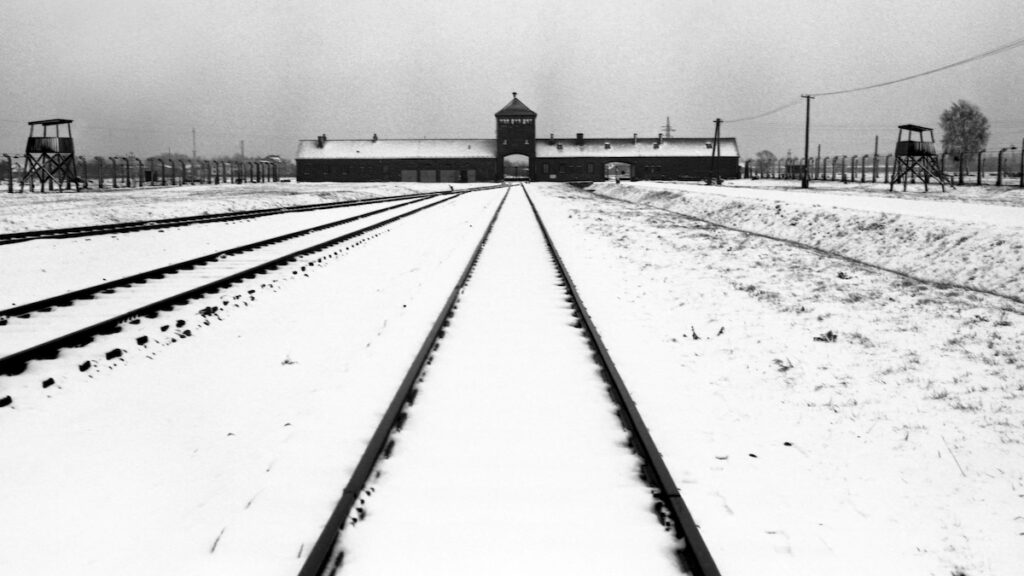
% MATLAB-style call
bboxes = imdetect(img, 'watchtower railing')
[26,137,74,154]
[895,140,935,157]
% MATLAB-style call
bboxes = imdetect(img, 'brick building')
[296,94,739,183]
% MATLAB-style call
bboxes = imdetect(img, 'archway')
[502,154,530,180]
[604,161,633,181]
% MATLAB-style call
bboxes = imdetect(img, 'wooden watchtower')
[890,124,951,192]
[22,119,80,192]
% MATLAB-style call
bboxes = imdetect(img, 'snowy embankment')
[591,181,1024,301]
[0,182,473,234]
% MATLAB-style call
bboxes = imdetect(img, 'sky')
[1,0,1022,161]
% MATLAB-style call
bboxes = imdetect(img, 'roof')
[28,119,73,126]
[297,139,498,160]
[494,94,537,118]
[535,138,740,159]
[898,124,933,132]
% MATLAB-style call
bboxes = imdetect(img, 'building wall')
[533,155,740,181]
[297,158,497,183]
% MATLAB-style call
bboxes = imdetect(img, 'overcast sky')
[2,0,1022,160]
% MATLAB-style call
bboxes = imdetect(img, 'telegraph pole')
[801,94,814,188]
[192,127,197,173]
[708,118,722,184]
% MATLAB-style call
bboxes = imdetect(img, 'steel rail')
[0,184,505,245]
[0,194,464,377]
[297,187,511,576]
[0,196,427,321]
[0,193,431,245]
[522,184,721,576]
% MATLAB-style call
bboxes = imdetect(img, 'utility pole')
[708,118,722,185]
[661,117,675,138]
[801,94,814,189]
[192,127,197,173]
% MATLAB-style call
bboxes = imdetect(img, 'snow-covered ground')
[603,180,1024,300]
[337,188,680,575]
[532,181,1024,575]
[0,181,479,234]
[721,178,1024,207]
[1,180,1021,575]
[0,198,413,309]
[0,189,505,575]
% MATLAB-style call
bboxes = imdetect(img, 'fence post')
[3,154,14,193]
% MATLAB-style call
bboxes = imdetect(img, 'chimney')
[657,133,663,145]
[372,133,378,142]
[633,133,638,145]
[316,134,326,148]
[576,133,584,146]
[604,142,611,150]
[548,133,555,145]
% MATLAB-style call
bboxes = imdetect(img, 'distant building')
[296,94,739,183]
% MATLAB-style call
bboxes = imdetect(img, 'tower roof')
[28,119,73,126]
[495,93,536,118]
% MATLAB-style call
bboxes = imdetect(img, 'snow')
[0,197,450,364]
[530,181,1024,576]
[0,188,505,575]
[1,179,1021,575]
[592,180,1024,300]
[0,181,474,234]
[296,139,497,160]
[337,188,680,575]
[536,138,740,159]
[0,199,412,310]
[624,179,1024,227]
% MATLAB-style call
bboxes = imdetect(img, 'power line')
[811,35,1024,97]
[722,34,1024,124]
[723,99,802,124]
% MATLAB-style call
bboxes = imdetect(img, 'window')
[587,163,594,174]
[524,139,530,145]
[542,163,549,173]
[502,139,508,145]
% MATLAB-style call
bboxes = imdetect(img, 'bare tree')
[939,100,989,160]
[755,150,776,174]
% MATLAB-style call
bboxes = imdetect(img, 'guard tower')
[890,124,951,192]
[495,93,537,180]
[22,119,80,192]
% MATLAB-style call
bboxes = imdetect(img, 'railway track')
[0,186,502,246]
[0,191,481,380]
[300,185,719,575]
